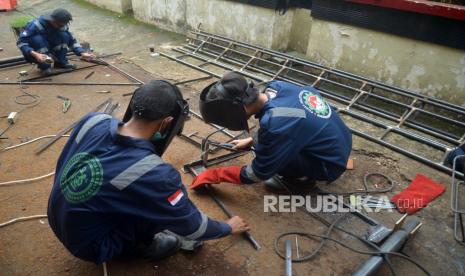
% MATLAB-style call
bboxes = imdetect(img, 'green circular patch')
[60,152,103,203]
[299,90,332,119]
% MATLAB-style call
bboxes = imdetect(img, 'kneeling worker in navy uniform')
[47,80,249,264]
[191,72,352,190]
[17,8,95,75]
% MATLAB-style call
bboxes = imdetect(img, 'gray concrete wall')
[85,0,132,13]
[132,0,294,50]
[132,0,187,33]
[306,19,465,105]
[289,9,312,53]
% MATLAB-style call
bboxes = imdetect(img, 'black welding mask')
[123,80,189,156]
[199,72,258,131]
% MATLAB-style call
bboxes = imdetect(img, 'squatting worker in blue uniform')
[47,80,250,264]
[190,72,353,191]
[16,8,95,75]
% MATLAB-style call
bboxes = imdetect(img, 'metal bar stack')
[160,30,465,178]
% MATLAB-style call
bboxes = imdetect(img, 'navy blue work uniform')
[17,16,84,70]
[48,113,231,264]
[240,81,352,183]
[448,143,465,173]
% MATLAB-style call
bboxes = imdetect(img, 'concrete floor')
[0,1,464,275]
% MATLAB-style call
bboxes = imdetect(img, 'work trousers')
[24,32,71,70]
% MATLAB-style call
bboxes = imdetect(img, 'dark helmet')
[44,8,73,24]
[123,80,189,156]
[199,72,259,131]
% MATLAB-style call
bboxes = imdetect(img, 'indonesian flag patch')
[168,189,184,206]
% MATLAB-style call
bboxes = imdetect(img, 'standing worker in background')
[16,8,95,75]
[190,72,352,191]
[47,80,249,264]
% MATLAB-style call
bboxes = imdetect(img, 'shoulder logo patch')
[60,152,103,204]
[299,90,332,119]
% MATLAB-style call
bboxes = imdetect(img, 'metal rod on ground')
[174,75,214,85]
[352,217,422,276]
[285,240,292,276]
[0,52,75,67]
[0,56,24,65]
[0,61,28,69]
[204,185,262,250]
[184,157,260,251]
[24,64,100,82]
[84,71,95,79]
[90,58,145,85]
[35,98,112,155]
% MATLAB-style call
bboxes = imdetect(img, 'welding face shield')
[199,72,258,131]
[123,80,189,156]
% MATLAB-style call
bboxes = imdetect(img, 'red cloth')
[391,174,446,214]
[190,166,242,190]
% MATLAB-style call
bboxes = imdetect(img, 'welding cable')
[316,172,394,195]
[15,65,42,111]
[274,229,431,276]
[0,214,47,228]
[1,134,70,151]
[278,182,398,275]
[0,172,55,187]
[272,188,430,276]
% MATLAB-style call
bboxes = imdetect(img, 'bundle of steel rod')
[160,30,465,178]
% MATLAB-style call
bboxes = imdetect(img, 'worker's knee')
[29,35,50,54]
[57,31,72,44]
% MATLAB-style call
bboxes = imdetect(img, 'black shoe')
[138,232,181,261]
[55,63,76,70]
[41,68,53,76]
[265,175,289,191]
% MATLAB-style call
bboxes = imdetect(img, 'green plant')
[9,15,34,38]
[9,15,34,29]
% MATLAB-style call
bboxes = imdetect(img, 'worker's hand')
[227,216,250,234]
[190,166,243,190]
[32,51,49,63]
[231,137,253,150]
[81,52,96,60]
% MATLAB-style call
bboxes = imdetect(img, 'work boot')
[265,175,289,192]
[55,62,76,70]
[41,68,53,76]
[138,232,181,261]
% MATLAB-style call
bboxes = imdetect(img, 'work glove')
[390,174,445,215]
[190,166,242,190]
